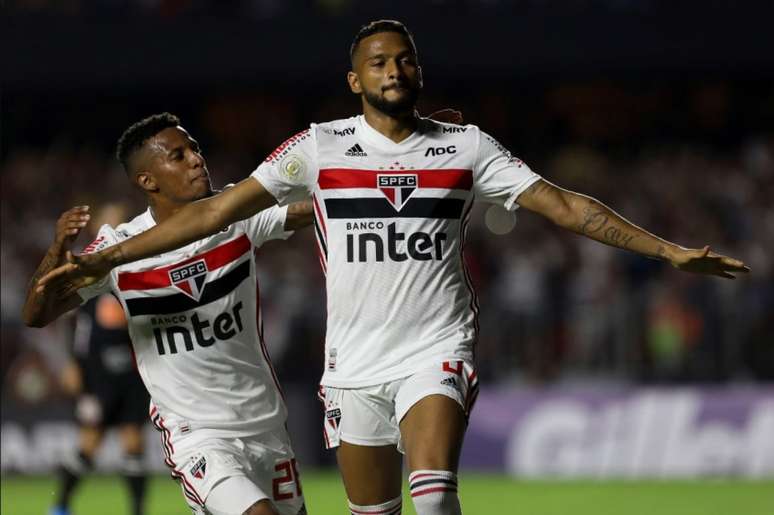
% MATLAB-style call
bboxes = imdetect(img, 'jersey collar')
[357,114,424,151]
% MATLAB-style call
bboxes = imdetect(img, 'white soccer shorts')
[318,359,479,451]
[152,421,306,515]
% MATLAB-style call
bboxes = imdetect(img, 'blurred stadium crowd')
[3,77,773,412]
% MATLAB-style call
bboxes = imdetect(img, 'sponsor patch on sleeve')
[280,154,307,183]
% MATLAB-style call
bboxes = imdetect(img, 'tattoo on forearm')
[580,205,637,249]
[579,208,609,234]
[28,247,63,288]
[603,226,636,249]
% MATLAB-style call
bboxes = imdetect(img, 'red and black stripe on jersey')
[318,168,472,219]
[118,235,251,317]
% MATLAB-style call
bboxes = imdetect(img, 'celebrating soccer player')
[25,114,312,515]
[37,21,749,515]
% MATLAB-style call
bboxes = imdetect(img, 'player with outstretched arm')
[36,21,749,515]
[25,114,312,515]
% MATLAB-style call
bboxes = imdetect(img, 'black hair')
[116,112,180,173]
[350,19,417,64]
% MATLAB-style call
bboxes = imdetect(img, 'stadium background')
[2,1,773,513]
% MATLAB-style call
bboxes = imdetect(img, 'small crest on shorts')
[326,408,341,429]
[189,455,207,479]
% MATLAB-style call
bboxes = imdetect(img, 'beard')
[363,84,420,116]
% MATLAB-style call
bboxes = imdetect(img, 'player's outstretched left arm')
[36,178,278,297]
[517,179,750,279]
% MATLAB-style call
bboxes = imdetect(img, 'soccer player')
[24,113,312,515]
[49,203,150,515]
[37,22,749,515]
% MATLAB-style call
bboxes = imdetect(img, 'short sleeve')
[473,129,541,211]
[242,205,293,248]
[250,128,319,206]
[76,224,118,303]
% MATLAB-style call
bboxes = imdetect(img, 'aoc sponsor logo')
[346,222,447,263]
[425,145,457,157]
[152,302,245,355]
[169,259,208,301]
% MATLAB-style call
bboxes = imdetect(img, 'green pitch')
[2,472,772,515]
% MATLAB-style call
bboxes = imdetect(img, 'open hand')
[55,206,90,247]
[670,246,750,279]
[35,250,113,298]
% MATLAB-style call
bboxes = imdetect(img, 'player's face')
[144,127,213,203]
[349,31,422,116]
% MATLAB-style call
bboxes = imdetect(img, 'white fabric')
[348,495,402,515]
[252,115,540,388]
[77,205,292,437]
[169,426,304,515]
[318,359,478,451]
[408,470,461,515]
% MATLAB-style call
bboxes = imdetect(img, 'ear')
[135,171,158,193]
[347,70,362,95]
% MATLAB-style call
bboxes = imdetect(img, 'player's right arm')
[22,206,91,327]
[37,128,319,296]
[37,178,277,298]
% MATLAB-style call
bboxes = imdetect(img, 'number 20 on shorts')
[273,458,302,500]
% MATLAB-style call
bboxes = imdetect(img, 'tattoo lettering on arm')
[579,204,637,249]
[26,244,65,304]
[579,207,609,234]
[29,248,62,285]
[603,226,636,249]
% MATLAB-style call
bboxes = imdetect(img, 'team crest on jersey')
[377,174,417,211]
[189,455,207,479]
[168,259,208,301]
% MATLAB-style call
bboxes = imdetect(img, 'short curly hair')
[116,112,180,173]
[350,20,417,64]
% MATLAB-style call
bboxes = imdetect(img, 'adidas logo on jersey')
[345,143,368,157]
[441,376,458,388]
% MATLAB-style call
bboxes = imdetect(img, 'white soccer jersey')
[252,115,540,388]
[78,205,292,437]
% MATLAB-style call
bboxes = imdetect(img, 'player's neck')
[148,200,180,224]
[149,191,214,223]
[362,104,418,144]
